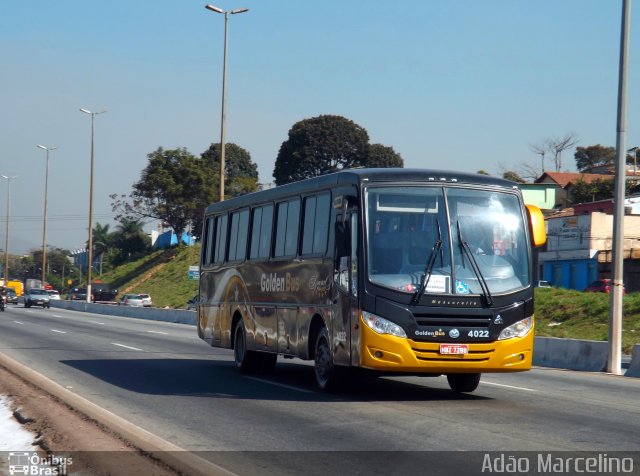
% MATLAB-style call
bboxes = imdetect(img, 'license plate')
[440,344,468,355]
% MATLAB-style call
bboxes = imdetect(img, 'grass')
[98,245,200,309]
[534,287,640,353]
[97,245,640,352]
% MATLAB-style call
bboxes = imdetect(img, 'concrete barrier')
[50,300,197,325]
[626,344,640,378]
[533,336,609,372]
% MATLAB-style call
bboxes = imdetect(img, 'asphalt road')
[0,304,639,475]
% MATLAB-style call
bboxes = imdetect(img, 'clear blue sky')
[1,0,638,254]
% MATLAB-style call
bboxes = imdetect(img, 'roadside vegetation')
[98,245,200,309]
[535,287,639,353]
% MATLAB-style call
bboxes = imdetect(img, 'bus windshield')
[366,186,529,296]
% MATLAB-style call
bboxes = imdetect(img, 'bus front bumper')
[359,320,534,374]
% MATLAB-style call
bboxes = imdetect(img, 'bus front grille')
[413,313,491,328]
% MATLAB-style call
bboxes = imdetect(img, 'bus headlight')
[498,317,533,340]
[362,311,407,338]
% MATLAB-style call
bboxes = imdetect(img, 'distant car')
[138,293,153,307]
[47,290,61,300]
[67,288,88,301]
[186,295,198,311]
[24,288,51,308]
[584,279,625,294]
[119,294,145,307]
[534,280,551,288]
[5,288,18,304]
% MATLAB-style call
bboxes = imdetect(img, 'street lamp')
[80,108,107,303]
[37,144,58,285]
[205,4,249,202]
[1,175,17,286]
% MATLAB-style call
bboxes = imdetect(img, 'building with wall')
[539,211,640,291]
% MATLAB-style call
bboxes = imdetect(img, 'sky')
[1,0,639,255]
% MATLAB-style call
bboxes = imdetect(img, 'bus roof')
[205,168,519,215]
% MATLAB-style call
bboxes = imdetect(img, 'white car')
[119,294,145,307]
[47,290,61,300]
[138,293,153,307]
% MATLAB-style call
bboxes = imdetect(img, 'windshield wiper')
[411,219,443,305]
[456,221,493,306]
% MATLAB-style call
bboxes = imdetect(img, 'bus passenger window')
[275,199,300,258]
[250,204,273,260]
[213,214,228,264]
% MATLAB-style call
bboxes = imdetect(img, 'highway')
[0,304,639,475]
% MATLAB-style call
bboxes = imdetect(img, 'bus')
[197,169,546,392]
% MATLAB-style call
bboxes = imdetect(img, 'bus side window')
[213,214,228,265]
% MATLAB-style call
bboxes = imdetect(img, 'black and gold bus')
[197,169,546,392]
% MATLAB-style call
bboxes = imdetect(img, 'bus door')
[332,209,359,367]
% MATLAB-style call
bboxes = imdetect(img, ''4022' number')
[468,330,489,338]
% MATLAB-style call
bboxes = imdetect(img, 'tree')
[570,178,634,204]
[200,142,259,197]
[88,223,115,275]
[574,145,616,172]
[111,219,150,263]
[549,133,579,171]
[502,171,526,183]
[111,147,210,244]
[273,115,370,185]
[529,141,547,175]
[364,143,404,168]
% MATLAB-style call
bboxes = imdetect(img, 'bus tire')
[314,327,341,391]
[234,320,259,374]
[447,373,481,393]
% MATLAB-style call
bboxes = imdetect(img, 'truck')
[25,279,43,291]
[0,280,24,296]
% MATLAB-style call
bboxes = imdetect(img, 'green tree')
[201,142,259,197]
[273,115,370,185]
[89,223,115,275]
[574,145,616,172]
[111,147,210,244]
[364,143,404,168]
[502,171,526,183]
[570,178,634,204]
[111,219,150,263]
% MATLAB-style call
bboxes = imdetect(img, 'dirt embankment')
[0,364,179,475]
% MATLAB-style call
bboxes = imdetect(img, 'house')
[534,172,613,208]
[538,210,640,291]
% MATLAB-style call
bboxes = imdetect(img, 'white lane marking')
[95,322,106,325]
[247,376,314,394]
[482,381,538,392]
[52,314,64,318]
[112,343,143,351]
[51,329,67,334]
[146,330,169,335]
[13,321,24,325]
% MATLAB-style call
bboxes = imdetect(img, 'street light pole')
[205,4,249,202]
[80,108,107,303]
[1,175,17,286]
[37,145,57,286]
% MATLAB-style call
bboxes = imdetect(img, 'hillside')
[98,245,201,309]
[99,246,639,352]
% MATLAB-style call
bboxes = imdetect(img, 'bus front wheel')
[314,327,341,391]
[234,320,259,374]
[447,373,481,393]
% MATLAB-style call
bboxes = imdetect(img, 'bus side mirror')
[335,221,350,259]
[526,204,547,247]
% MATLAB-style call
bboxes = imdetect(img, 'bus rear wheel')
[447,373,481,393]
[314,327,341,391]
[234,320,259,374]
